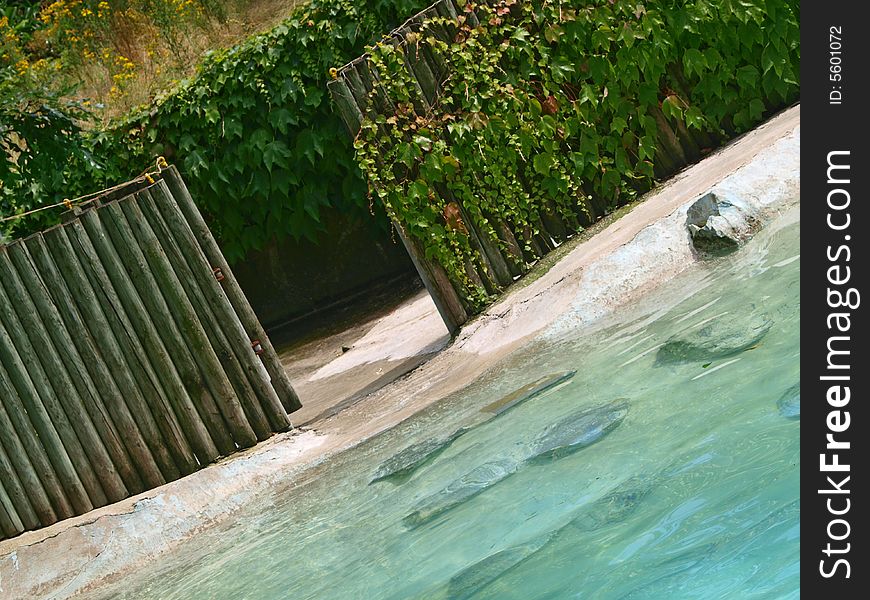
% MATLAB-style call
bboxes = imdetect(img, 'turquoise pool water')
[89,206,799,599]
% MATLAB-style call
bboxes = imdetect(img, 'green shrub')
[4,0,427,257]
[73,0,428,260]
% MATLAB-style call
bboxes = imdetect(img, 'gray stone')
[777,382,800,419]
[401,398,630,529]
[370,427,471,485]
[525,399,630,463]
[686,191,757,256]
[655,311,771,365]
[402,459,518,529]
[480,370,576,416]
[566,474,655,531]
[372,372,575,486]
[445,534,552,599]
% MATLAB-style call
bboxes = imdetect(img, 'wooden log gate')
[0,166,301,541]
[328,0,722,335]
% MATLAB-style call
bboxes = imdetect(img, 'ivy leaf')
[184,150,207,177]
[544,25,564,44]
[269,108,298,134]
[638,135,656,161]
[511,28,530,43]
[736,65,759,89]
[683,48,707,77]
[533,153,552,175]
[408,180,429,200]
[748,98,765,121]
[295,129,323,165]
[249,128,272,150]
[224,118,244,139]
[684,106,706,130]
[204,106,221,124]
[263,140,291,172]
[397,142,416,167]
[638,83,658,106]
[550,57,576,82]
[271,169,292,196]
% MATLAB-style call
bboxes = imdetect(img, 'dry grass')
[74,0,306,122]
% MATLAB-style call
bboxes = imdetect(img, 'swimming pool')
[87,205,799,600]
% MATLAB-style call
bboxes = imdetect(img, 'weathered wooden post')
[4,242,134,502]
[0,413,42,530]
[104,200,258,449]
[0,317,78,520]
[25,233,165,491]
[161,166,302,413]
[69,210,216,472]
[144,184,291,433]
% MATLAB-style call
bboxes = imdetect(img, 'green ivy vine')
[351,0,799,311]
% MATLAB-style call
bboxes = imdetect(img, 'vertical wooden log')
[0,362,61,527]
[162,166,302,413]
[460,0,481,27]
[344,67,376,120]
[0,247,120,506]
[0,428,41,530]
[430,1,458,42]
[518,224,545,261]
[133,191,271,442]
[6,242,138,500]
[60,218,210,472]
[572,192,596,228]
[357,62,396,116]
[649,104,688,168]
[463,257,490,296]
[392,220,467,335]
[541,200,570,243]
[553,199,582,234]
[451,199,513,288]
[401,33,440,106]
[327,78,364,136]
[26,234,164,491]
[385,39,428,116]
[135,189,280,439]
[413,17,449,81]
[104,200,257,449]
[671,115,702,163]
[532,216,556,253]
[652,145,679,179]
[0,484,23,538]
[491,217,527,277]
[77,207,236,458]
[0,318,77,519]
[145,184,291,433]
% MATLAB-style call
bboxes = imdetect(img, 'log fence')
[0,167,300,541]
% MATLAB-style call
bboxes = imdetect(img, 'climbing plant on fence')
[345,0,799,313]
[4,0,427,259]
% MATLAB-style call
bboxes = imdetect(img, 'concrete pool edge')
[0,105,800,600]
